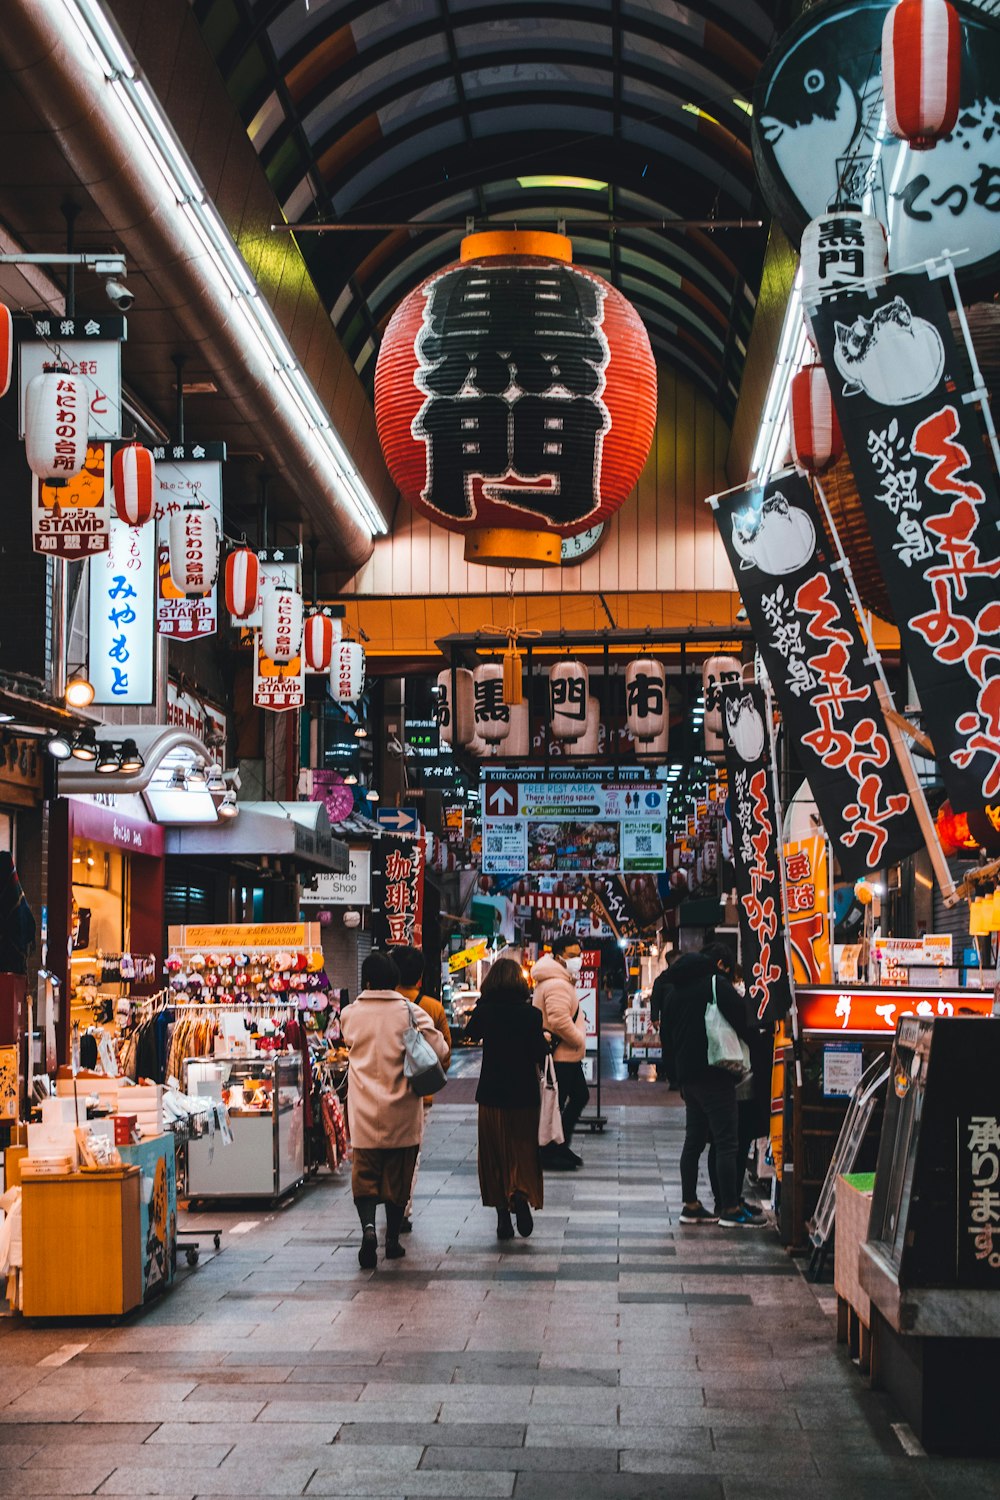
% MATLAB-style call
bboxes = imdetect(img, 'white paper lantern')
[504,700,530,758]
[303,612,340,673]
[436,667,475,747]
[330,640,366,703]
[576,697,601,757]
[24,369,89,481]
[702,656,744,736]
[262,584,304,664]
[636,719,670,764]
[625,658,666,744]
[549,660,589,742]
[473,662,511,744]
[800,212,887,342]
[167,504,219,597]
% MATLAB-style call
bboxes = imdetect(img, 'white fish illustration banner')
[752,0,1000,283]
[709,471,923,879]
[811,270,1000,812]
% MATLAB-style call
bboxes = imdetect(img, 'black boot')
[512,1192,534,1238]
[496,1207,515,1240]
[356,1196,378,1270]
[384,1202,406,1259]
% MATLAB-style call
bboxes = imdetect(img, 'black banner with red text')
[810,271,1000,813]
[712,470,923,879]
[371,834,425,949]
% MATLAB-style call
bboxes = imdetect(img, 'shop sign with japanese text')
[961,1112,1000,1282]
[783,836,832,985]
[33,442,110,557]
[481,776,666,876]
[811,271,1000,813]
[371,834,425,947]
[252,634,304,712]
[87,512,156,705]
[711,470,923,879]
[153,448,225,640]
[721,683,792,1024]
[797,985,993,1034]
[18,315,125,441]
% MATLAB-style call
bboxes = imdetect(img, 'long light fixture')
[748,266,808,485]
[62,0,387,541]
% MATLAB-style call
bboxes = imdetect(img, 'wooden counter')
[21,1166,143,1318]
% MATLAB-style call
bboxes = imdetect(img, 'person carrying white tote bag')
[538,1053,565,1148]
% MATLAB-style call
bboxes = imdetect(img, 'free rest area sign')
[481,776,666,876]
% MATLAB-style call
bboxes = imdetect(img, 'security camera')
[736,605,748,622]
[104,277,134,311]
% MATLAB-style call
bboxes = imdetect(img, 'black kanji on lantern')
[550,674,587,721]
[414,265,610,526]
[626,673,664,721]
[474,676,509,725]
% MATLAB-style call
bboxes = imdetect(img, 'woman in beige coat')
[341,949,448,1268]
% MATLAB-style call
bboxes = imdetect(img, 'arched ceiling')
[194,0,780,424]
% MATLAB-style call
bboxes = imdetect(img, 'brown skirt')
[477,1104,544,1210]
[352,1145,419,1206]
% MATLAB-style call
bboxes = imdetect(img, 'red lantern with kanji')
[882,0,961,151]
[224,547,260,620]
[304,611,338,673]
[111,442,155,526]
[375,230,656,567]
[789,363,843,475]
[0,304,12,399]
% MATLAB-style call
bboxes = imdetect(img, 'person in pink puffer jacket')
[532,933,589,1170]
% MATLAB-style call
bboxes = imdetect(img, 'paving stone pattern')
[1,1103,999,1497]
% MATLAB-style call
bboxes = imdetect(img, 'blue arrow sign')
[377,807,420,835]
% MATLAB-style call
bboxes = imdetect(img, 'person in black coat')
[659,943,760,1229]
[464,957,549,1240]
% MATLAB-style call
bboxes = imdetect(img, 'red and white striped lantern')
[303,612,339,673]
[224,547,260,619]
[167,504,219,597]
[111,442,155,526]
[330,640,366,704]
[800,212,887,341]
[789,363,843,475]
[549,660,590,743]
[261,585,303,665]
[24,369,89,481]
[882,0,961,151]
[0,304,12,399]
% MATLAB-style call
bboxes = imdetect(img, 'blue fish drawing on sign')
[753,0,1000,282]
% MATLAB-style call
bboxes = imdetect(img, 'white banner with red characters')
[811,271,1000,813]
[152,446,225,640]
[372,834,425,948]
[18,316,125,441]
[32,441,111,557]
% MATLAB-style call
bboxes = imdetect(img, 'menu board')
[481,776,666,876]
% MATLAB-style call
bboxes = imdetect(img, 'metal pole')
[172,354,185,444]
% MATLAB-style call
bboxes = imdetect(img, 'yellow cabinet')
[21,1166,143,1318]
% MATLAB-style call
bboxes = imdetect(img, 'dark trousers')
[554,1061,590,1147]
[680,1071,739,1211]
[708,1098,760,1206]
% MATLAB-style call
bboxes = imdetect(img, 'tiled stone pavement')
[2,1102,1000,1498]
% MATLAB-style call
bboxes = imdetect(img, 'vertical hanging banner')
[18,315,125,440]
[782,836,832,986]
[32,441,110,557]
[87,512,156,705]
[153,444,225,640]
[721,683,792,1024]
[810,271,1000,813]
[710,470,923,878]
[371,834,425,948]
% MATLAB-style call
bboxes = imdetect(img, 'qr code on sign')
[487,835,506,853]
[633,835,652,853]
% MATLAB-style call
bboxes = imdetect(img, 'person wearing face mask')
[532,932,589,1170]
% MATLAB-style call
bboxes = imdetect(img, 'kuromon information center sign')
[481,775,666,876]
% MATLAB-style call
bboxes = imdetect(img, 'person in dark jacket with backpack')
[659,943,761,1229]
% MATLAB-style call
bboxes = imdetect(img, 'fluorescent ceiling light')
[517,176,607,191]
[683,104,721,126]
[145,786,220,823]
[62,0,387,541]
[749,266,808,484]
[733,98,753,116]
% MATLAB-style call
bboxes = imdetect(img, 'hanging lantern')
[636,719,670,765]
[303,612,339,673]
[576,697,601,757]
[800,213,887,342]
[625,658,666,744]
[375,230,656,567]
[24,369,89,481]
[224,547,261,620]
[473,662,511,744]
[111,442,155,526]
[790,363,843,475]
[330,640,366,704]
[934,799,975,855]
[0,304,12,399]
[549,660,590,742]
[436,667,475,747]
[882,0,961,151]
[504,699,530,758]
[261,584,303,665]
[702,656,744,735]
[167,504,219,597]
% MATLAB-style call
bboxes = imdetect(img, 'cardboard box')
[111,1115,137,1145]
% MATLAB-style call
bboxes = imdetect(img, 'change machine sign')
[752,0,1000,282]
[481,775,666,876]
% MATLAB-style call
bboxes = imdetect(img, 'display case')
[184,1054,304,1201]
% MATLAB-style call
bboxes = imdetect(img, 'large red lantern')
[0,304,12,399]
[375,230,656,567]
[304,612,338,673]
[224,547,260,619]
[882,0,961,151]
[111,442,155,526]
[789,363,843,475]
